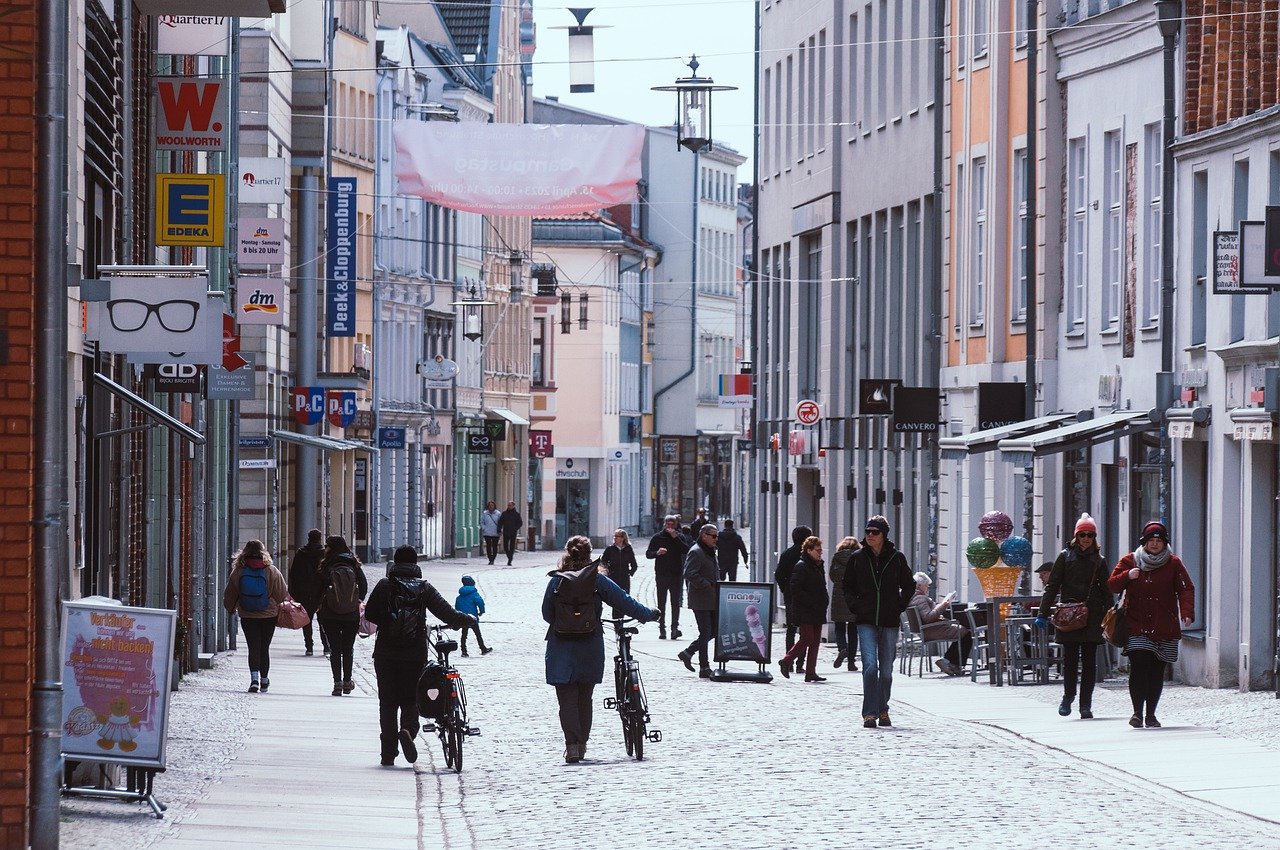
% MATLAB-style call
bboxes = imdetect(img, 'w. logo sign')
[152,77,226,151]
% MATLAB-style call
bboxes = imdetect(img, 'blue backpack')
[240,566,270,612]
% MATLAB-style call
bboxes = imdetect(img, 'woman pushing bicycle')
[543,535,659,764]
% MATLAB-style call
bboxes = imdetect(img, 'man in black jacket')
[287,528,328,656]
[498,501,523,565]
[646,515,689,640]
[842,516,914,729]
[716,519,749,582]
[774,525,812,651]
[363,545,475,766]
[678,524,720,677]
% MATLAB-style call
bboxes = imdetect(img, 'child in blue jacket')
[455,575,493,656]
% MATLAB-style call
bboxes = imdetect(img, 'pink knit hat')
[1074,513,1097,535]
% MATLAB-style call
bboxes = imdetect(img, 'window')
[877,0,887,125]
[785,55,794,165]
[970,157,987,324]
[763,67,773,173]
[817,30,827,148]
[954,161,964,336]
[1142,123,1162,327]
[1103,130,1124,329]
[1067,137,1087,331]
[1012,147,1028,321]
[798,40,809,159]
[1191,169,1207,345]
[892,4,903,117]
[972,0,989,59]
[337,1,365,37]
[848,13,860,136]
[862,4,873,131]
[1231,158,1249,342]
[532,318,547,386]
[956,0,967,70]
[1014,0,1029,49]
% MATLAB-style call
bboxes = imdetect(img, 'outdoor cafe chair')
[903,606,955,678]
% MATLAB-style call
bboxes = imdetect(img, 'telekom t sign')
[152,77,227,151]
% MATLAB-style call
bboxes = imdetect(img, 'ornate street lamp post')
[651,55,737,153]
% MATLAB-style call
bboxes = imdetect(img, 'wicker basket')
[972,565,1024,617]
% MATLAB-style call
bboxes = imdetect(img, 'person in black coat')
[316,535,369,697]
[646,515,690,639]
[842,516,914,728]
[363,545,474,766]
[775,525,812,651]
[678,525,721,677]
[602,529,639,618]
[716,519,749,582]
[1034,513,1112,719]
[287,528,328,656]
[778,537,829,682]
[498,501,523,565]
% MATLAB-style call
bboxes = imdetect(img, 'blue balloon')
[1000,536,1033,567]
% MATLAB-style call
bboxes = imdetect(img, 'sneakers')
[247,679,260,693]
[342,679,355,694]
[677,650,695,672]
[878,712,892,727]
[1145,715,1161,728]
[399,728,419,764]
[863,716,877,729]
[259,678,270,693]
[1129,714,1143,728]
[778,659,792,679]
[332,683,343,697]
[481,647,494,655]
[1058,699,1073,717]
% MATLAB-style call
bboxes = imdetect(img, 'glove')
[1033,616,1048,629]
[648,607,661,622]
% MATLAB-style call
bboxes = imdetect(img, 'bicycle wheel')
[629,709,645,761]
[448,715,464,773]
[440,722,455,769]
[622,711,634,756]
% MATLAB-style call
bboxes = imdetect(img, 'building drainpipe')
[929,0,947,575]
[1022,0,1040,572]
[1156,0,1181,524]
[749,0,761,580]
[296,167,320,541]
[33,0,69,840]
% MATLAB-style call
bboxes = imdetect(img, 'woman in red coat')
[1107,521,1194,729]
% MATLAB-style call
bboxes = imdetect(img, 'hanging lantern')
[560,292,572,334]
[508,249,526,304]
[578,292,589,330]
[550,8,610,94]
[651,55,737,153]
[450,282,496,343]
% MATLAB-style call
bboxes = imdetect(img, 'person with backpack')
[543,535,659,764]
[223,540,287,693]
[317,535,369,696]
[287,528,328,657]
[363,545,474,766]
[454,575,493,656]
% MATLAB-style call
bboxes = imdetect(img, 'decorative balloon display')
[978,510,1014,542]
[999,536,1033,568]
[965,536,1000,569]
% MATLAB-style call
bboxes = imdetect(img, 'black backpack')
[552,561,600,639]
[324,559,360,616]
[380,578,425,645]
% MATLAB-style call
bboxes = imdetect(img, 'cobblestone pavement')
[59,550,1280,850]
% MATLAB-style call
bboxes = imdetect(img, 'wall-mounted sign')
[207,353,256,400]
[152,77,226,151]
[378,426,407,449]
[608,448,629,464]
[1239,220,1280,290]
[235,277,285,326]
[1213,230,1269,295]
[325,177,357,337]
[144,362,203,394]
[465,432,492,454]
[556,457,589,479]
[1266,206,1280,277]
[292,386,325,426]
[530,429,554,458]
[977,382,1026,430]
[238,458,277,469]
[327,390,356,429]
[156,174,225,247]
[421,355,458,390]
[236,217,286,264]
[717,373,752,409]
[88,277,221,362]
[859,378,901,415]
[239,436,270,449]
[892,387,941,433]
[484,419,508,442]
[155,15,228,57]
[794,399,821,425]
[239,157,286,205]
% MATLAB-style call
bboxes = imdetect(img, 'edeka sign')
[326,177,356,337]
[155,173,225,247]
[152,77,226,151]
[714,582,775,664]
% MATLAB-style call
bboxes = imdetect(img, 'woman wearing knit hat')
[1107,520,1195,729]
[1035,513,1112,719]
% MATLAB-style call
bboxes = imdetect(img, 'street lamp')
[507,249,526,304]
[551,8,610,93]
[451,282,496,343]
[651,55,737,153]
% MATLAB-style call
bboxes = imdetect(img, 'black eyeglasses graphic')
[106,299,200,333]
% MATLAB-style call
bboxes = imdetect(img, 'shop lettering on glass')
[326,177,357,337]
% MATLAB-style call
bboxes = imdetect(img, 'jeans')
[1063,641,1101,707]
[484,536,499,564]
[655,572,682,631]
[502,535,518,563]
[1128,649,1167,717]
[857,624,900,718]
[832,621,858,661]
[240,616,277,678]
[554,683,596,747]
[374,655,423,761]
[459,620,488,653]
[782,623,822,675]
[321,617,358,683]
[684,609,715,668]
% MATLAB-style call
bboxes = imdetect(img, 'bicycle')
[602,617,662,760]
[420,623,480,773]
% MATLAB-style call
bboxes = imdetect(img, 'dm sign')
[156,173,225,247]
[235,278,285,326]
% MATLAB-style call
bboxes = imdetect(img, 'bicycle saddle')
[435,638,458,654]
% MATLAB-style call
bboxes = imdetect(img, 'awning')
[93,373,206,445]
[939,412,1074,459]
[697,429,740,437]
[484,408,530,427]
[998,410,1157,460]
[269,430,379,454]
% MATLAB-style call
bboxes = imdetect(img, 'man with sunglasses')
[842,515,915,729]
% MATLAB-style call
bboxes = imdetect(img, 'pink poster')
[393,122,645,216]
[61,601,177,768]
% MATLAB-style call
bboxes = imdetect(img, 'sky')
[529,0,757,173]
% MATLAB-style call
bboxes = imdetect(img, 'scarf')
[1134,545,1172,571]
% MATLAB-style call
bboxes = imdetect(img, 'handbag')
[358,602,378,639]
[1050,601,1090,632]
[276,595,311,630]
[1102,590,1129,648]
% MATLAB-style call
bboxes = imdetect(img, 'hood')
[388,562,422,579]
[458,584,479,597]
[461,575,476,586]
[245,557,266,570]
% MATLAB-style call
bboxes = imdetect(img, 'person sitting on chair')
[907,572,971,676]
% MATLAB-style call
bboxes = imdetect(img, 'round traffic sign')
[795,399,821,425]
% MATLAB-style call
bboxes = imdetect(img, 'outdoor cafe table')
[977,595,1042,686]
